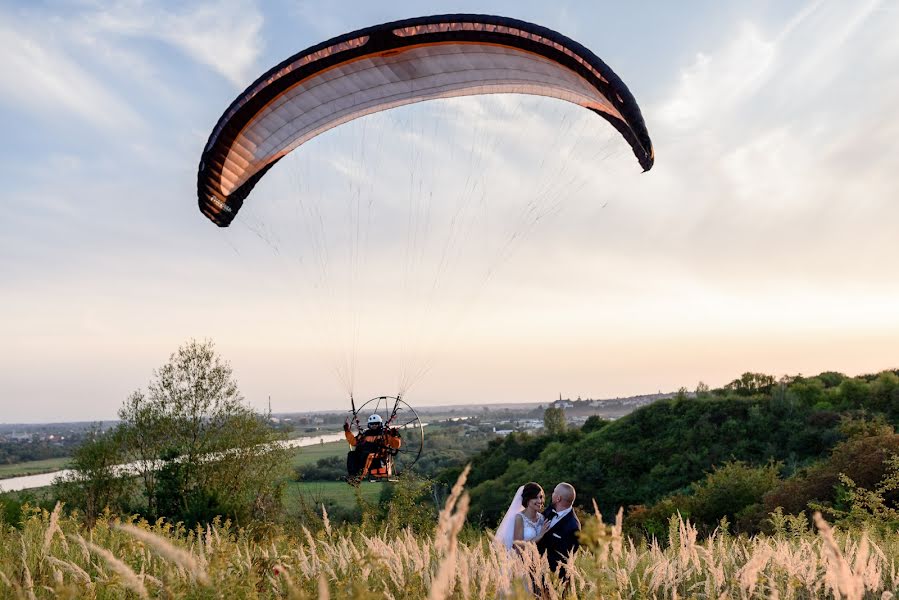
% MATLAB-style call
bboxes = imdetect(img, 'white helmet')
[367,414,383,426]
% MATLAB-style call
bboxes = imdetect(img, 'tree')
[581,415,607,434]
[725,372,776,396]
[543,407,567,435]
[53,425,132,527]
[118,339,292,525]
[688,460,781,533]
[118,390,166,515]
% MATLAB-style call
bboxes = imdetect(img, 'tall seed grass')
[2,477,899,598]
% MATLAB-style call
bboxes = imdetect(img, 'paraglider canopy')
[197,13,654,227]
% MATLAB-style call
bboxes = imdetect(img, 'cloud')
[87,0,264,87]
[629,0,899,283]
[657,22,776,131]
[0,17,142,129]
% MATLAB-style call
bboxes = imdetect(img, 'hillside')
[461,369,899,534]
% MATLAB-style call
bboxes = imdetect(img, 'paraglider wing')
[197,14,654,227]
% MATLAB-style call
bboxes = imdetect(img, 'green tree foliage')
[296,455,345,481]
[53,341,291,528]
[763,433,899,517]
[838,413,894,440]
[688,460,781,533]
[466,432,561,488]
[724,372,776,396]
[814,454,899,533]
[53,426,132,527]
[115,339,292,526]
[581,415,608,434]
[412,423,492,478]
[543,406,567,435]
[466,430,583,524]
[379,475,438,535]
[462,369,899,529]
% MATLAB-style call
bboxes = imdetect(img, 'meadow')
[284,480,382,513]
[290,440,345,468]
[1,468,895,599]
[0,458,70,480]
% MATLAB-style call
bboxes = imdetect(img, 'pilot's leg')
[347,450,360,477]
[361,452,375,477]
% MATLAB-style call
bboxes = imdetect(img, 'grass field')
[284,480,383,509]
[6,475,896,599]
[290,439,346,468]
[0,457,69,480]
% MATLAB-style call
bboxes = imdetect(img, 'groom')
[536,482,580,578]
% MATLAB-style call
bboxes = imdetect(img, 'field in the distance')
[284,480,382,511]
[0,457,69,480]
[290,439,345,468]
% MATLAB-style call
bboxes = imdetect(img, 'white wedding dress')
[494,486,546,549]
[518,512,545,542]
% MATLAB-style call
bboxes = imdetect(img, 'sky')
[2,0,898,423]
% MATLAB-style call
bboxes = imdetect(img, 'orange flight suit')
[345,426,402,478]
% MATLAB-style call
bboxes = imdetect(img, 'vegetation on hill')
[464,369,899,538]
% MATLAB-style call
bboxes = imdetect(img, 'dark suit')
[535,506,580,577]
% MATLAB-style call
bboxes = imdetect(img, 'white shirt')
[548,506,572,530]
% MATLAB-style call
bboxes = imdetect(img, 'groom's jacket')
[536,506,580,575]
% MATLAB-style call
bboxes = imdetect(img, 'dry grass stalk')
[43,556,91,585]
[457,546,471,600]
[322,503,332,538]
[854,533,885,592]
[84,538,149,599]
[20,537,37,600]
[428,465,471,600]
[116,523,210,585]
[74,533,90,563]
[41,502,68,557]
[435,464,470,555]
[815,512,864,600]
[318,573,330,600]
[302,526,320,573]
[676,516,700,571]
[204,524,214,560]
[611,507,624,561]
[735,543,772,597]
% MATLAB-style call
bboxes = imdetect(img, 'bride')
[495,482,551,550]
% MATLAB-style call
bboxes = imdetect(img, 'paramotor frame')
[349,395,424,479]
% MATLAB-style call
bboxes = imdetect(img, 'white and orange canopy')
[197,14,654,227]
